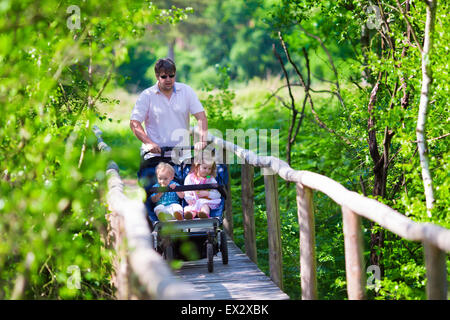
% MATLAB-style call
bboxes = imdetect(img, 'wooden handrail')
[93,125,198,300]
[201,127,449,300]
[206,130,450,251]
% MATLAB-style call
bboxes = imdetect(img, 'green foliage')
[3,0,447,301]
[199,65,242,133]
[0,0,187,299]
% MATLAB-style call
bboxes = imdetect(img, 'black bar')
[147,183,227,199]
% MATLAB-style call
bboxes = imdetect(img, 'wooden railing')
[205,129,450,300]
[93,126,199,299]
[95,125,449,300]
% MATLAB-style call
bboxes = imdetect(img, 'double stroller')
[138,146,229,272]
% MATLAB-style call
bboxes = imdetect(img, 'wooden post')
[424,241,448,300]
[223,147,233,240]
[241,163,257,263]
[264,173,283,290]
[296,183,317,300]
[342,206,366,300]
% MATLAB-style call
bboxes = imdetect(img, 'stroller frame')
[141,146,229,272]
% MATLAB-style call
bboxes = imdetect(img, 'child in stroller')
[183,159,222,219]
[150,162,185,221]
[141,146,229,272]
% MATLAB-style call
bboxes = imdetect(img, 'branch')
[272,43,297,113]
[259,83,303,108]
[297,24,342,98]
[367,78,382,165]
[309,95,352,146]
[395,0,423,53]
[278,31,308,89]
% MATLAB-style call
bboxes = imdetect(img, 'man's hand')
[130,120,161,154]
[144,142,161,154]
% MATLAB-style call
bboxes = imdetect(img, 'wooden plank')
[423,241,448,300]
[296,184,317,300]
[174,239,290,300]
[241,163,257,263]
[342,206,366,300]
[264,173,283,290]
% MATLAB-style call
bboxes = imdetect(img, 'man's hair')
[154,58,176,76]
[156,162,175,176]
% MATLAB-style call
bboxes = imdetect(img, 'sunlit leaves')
[0,0,189,299]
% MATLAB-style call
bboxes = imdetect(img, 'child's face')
[198,163,213,178]
[157,169,174,187]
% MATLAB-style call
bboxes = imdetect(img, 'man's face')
[157,70,175,92]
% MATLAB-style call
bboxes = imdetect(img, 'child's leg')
[183,205,194,219]
[198,205,210,219]
[168,203,183,220]
[155,204,170,221]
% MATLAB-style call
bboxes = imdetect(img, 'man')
[130,58,208,158]
[130,58,208,221]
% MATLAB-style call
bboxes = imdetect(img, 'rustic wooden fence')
[95,125,449,300]
[205,129,449,300]
[93,125,199,299]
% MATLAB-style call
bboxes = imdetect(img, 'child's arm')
[169,182,185,199]
[150,183,163,203]
[151,192,163,203]
[197,190,210,198]
[206,177,221,199]
[183,174,196,204]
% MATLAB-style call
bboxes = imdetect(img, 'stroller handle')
[143,145,214,158]
[147,183,227,200]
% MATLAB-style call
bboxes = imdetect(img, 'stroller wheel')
[207,243,214,273]
[220,231,228,265]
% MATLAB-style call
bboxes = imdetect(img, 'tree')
[0,0,187,299]
[415,0,437,217]
[265,0,449,298]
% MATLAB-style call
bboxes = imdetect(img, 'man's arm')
[193,111,208,150]
[130,120,161,154]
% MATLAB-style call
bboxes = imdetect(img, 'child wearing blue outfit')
[150,162,184,221]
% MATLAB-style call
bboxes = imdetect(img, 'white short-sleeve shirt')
[130,82,204,158]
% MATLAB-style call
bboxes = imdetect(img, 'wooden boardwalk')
[171,238,290,300]
[123,178,289,300]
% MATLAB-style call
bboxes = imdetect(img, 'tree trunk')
[360,23,371,86]
[367,81,396,278]
[416,0,437,217]
[167,39,175,62]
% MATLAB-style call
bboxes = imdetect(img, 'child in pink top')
[183,161,221,219]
